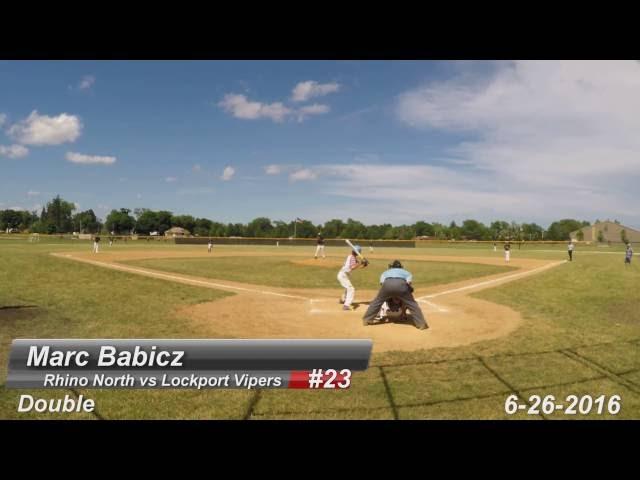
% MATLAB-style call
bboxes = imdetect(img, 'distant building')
[570,221,640,244]
[165,227,191,237]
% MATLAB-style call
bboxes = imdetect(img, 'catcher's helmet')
[389,260,403,269]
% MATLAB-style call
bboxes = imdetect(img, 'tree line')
[0,195,592,241]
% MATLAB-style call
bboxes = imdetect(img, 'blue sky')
[2,61,639,227]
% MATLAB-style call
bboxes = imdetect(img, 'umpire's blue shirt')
[380,268,413,284]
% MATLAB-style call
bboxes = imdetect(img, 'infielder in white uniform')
[314,234,326,259]
[207,239,213,253]
[93,236,101,253]
[504,242,511,262]
[337,244,366,310]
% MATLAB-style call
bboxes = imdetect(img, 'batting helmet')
[389,260,403,269]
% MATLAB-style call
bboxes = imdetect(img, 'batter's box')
[383,359,509,406]
[483,351,602,391]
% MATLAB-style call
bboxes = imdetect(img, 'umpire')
[362,260,428,330]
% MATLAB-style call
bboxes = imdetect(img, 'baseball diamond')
[1,238,639,420]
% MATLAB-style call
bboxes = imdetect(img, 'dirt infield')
[51,249,565,353]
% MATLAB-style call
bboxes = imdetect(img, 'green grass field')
[1,238,638,419]
[124,256,515,289]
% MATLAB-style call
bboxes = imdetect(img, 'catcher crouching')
[362,260,428,330]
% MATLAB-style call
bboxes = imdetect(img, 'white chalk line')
[418,300,449,313]
[51,254,564,314]
[51,253,311,301]
[418,260,567,300]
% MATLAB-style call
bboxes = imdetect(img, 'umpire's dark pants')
[363,278,428,328]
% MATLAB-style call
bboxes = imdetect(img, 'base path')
[51,250,566,353]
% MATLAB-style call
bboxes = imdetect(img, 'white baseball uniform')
[337,254,358,307]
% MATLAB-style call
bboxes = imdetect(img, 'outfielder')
[337,244,367,310]
[92,236,101,253]
[567,240,574,261]
[625,243,633,266]
[208,239,213,253]
[504,242,511,262]
[362,260,427,330]
[314,234,326,259]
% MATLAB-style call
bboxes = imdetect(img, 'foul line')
[51,253,311,301]
[418,260,567,300]
[418,299,449,312]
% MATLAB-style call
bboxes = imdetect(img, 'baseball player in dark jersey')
[314,234,326,259]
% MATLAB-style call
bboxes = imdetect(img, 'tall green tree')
[546,219,590,241]
[38,195,76,233]
[72,209,101,233]
[322,219,345,238]
[105,208,135,234]
[414,221,434,237]
[341,219,367,239]
[460,219,488,240]
[171,215,196,233]
[246,217,274,237]
[134,210,159,235]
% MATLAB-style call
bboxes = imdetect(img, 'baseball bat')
[345,239,366,260]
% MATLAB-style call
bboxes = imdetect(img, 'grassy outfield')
[124,256,515,289]
[1,239,639,419]
[0,240,241,419]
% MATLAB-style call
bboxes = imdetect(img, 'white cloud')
[66,151,116,165]
[73,202,81,210]
[192,164,201,172]
[296,104,330,122]
[218,94,291,122]
[165,176,178,183]
[221,166,235,181]
[136,194,142,199]
[0,113,6,127]
[264,164,282,175]
[289,168,318,182]
[8,111,82,145]
[388,60,640,224]
[0,144,29,159]
[78,75,96,90]
[291,81,340,102]
[27,190,40,197]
